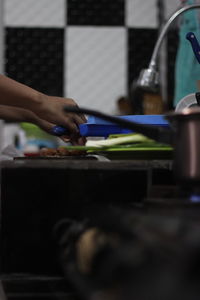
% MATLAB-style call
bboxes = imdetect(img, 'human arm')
[0,75,86,141]
[0,105,86,144]
[0,104,55,132]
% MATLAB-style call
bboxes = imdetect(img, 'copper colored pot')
[166,108,200,184]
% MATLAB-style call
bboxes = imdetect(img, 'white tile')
[65,27,127,114]
[126,0,158,28]
[5,0,66,27]
[165,0,180,18]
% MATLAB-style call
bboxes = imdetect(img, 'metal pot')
[166,108,200,184]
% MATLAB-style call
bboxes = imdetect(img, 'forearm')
[0,105,55,134]
[0,75,86,145]
[0,75,44,111]
[0,105,38,123]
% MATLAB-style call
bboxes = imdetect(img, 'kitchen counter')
[1,157,173,169]
[0,157,175,274]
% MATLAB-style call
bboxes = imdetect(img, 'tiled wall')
[4,0,180,114]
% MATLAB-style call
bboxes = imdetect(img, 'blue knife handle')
[51,125,69,136]
[186,32,200,64]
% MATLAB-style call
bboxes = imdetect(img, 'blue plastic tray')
[79,115,169,137]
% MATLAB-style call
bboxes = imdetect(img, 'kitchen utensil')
[80,115,168,137]
[64,106,173,145]
[52,115,169,137]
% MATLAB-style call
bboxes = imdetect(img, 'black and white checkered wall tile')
[128,28,158,87]
[167,29,179,106]
[6,27,64,96]
[67,0,125,26]
[4,0,179,113]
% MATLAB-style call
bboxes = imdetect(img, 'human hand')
[35,115,86,146]
[0,76,86,145]
[32,94,86,144]
[34,94,86,130]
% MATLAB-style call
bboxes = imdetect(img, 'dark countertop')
[0,158,173,171]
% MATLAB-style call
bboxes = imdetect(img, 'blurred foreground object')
[54,209,200,300]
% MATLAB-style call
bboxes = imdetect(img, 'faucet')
[137,4,200,92]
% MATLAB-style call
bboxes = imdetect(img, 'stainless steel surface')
[137,4,200,92]
[166,108,200,183]
[137,67,159,92]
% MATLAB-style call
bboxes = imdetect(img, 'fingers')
[73,114,87,126]
[62,118,79,134]
[64,98,87,123]
[70,136,86,146]
[59,134,86,145]
[60,136,70,143]
[36,118,56,134]
[60,113,86,135]
[79,113,87,123]
[35,95,87,137]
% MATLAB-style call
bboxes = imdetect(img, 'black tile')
[5,28,64,96]
[128,28,158,89]
[67,0,125,26]
[167,29,179,108]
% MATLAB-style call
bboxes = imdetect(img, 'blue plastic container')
[79,115,169,137]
